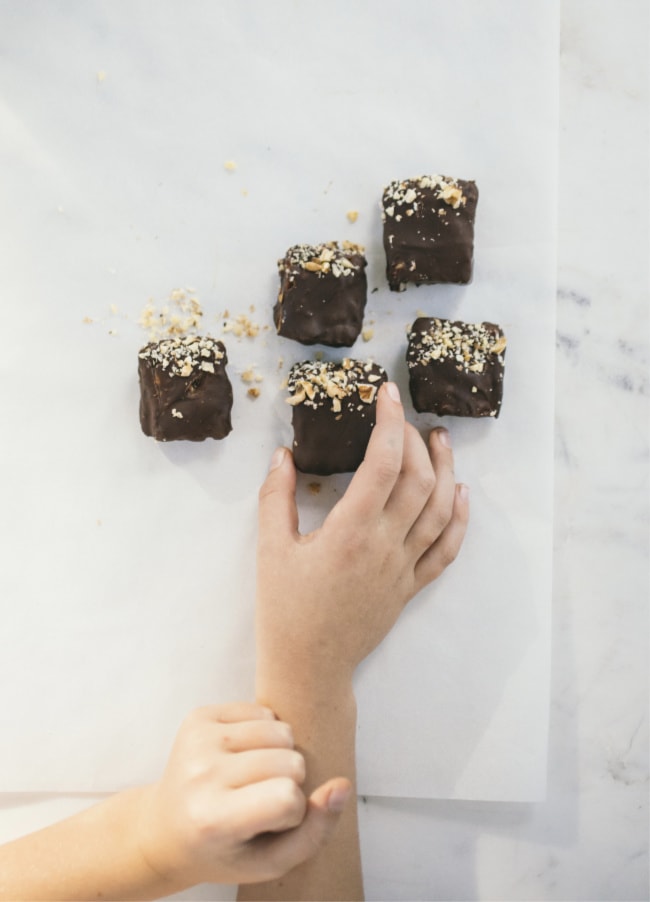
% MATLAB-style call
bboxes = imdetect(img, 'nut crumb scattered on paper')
[140,289,203,341]
[362,327,374,342]
[247,387,261,399]
[224,160,237,171]
[308,482,321,495]
[222,313,260,339]
[346,210,359,223]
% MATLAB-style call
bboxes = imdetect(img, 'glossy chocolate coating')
[138,338,233,441]
[288,360,387,474]
[382,176,478,290]
[274,243,367,347]
[407,317,505,418]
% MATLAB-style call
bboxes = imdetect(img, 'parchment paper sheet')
[0,0,558,799]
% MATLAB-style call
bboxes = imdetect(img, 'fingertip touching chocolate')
[287,358,387,474]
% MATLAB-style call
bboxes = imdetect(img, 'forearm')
[238,666,362,902]
[0,786,184,901]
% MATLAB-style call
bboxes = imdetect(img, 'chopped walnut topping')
[286,359,386,414]
[358,384,377,404]
[408,319,506,375]
[139,335,224,377]
[382,174,468,215]
[171,408,183,419]
[278,241,366,280]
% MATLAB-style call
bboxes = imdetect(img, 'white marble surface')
[0,1,647,900]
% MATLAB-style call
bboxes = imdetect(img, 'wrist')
[255,657,356,714]
[135,784,191,895]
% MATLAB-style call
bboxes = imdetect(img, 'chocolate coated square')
[382,175,478,290]
[274,242,367,347]
[138,336,233,441]
[407,317,506,418]
[287,359,387,474]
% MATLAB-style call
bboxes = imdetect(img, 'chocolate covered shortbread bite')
[274,242,368,347]
[407,317,506,418]
[287,358,387,474]
[138,336,233,441]
[382,175,478,290]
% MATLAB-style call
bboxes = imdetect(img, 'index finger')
[338,381,405,520]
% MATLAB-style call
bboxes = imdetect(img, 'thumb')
[256,778,352,877]
[258,447,299,545]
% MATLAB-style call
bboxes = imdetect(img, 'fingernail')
[385,382,400,403]
[327,785,352,814]
[437,428,451,448]
[269,447,285,471]
[458,483,469,502]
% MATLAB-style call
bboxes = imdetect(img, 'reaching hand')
[255,381,469,687]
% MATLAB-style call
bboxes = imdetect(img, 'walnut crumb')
[308,482,321,495]
[346,210,359,223]
[247,387,261,399]
[224,160,237,171]
[222,313,260,338]
[362,328,374,342]
[358,384,377,404]
[82,317,94,324]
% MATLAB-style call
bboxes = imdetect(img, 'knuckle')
[220,729,235,751]
[289,750,306,783]
[277,721,295,747]
[184,795,221,843]
[438,541,460,570]
[416,505,452,549]
[275,777,305,817]
[432,501,453,534]
[372,453,401,486]
[415,469,436,499]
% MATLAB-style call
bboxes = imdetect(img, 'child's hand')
[255,382,469,689]
[137,702,351,888]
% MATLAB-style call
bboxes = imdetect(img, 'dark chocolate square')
[382,175,478,290]
[406,317,506,418]
[138,336,233,441]
[287,359,387,474]
[274,242,368,347]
